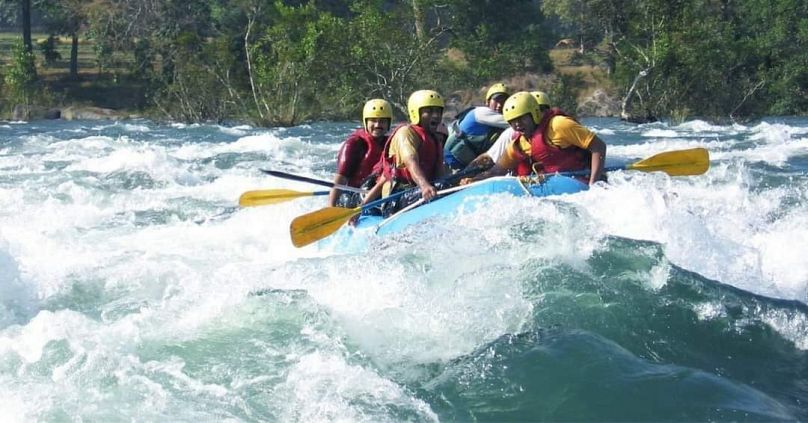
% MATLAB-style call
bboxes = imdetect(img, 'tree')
[21,0,32,52]
[37,0,87,79]
[3,40,38,106]
[347,0,448,114]
[609,0,806,120]
[250,2,357,124]
[541,0,600,54]
[736,0,808,116]
[445,0,553,84]
[411,0,425,41]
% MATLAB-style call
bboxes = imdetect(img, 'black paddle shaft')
[260,169,366,194]
[260,169,335,188]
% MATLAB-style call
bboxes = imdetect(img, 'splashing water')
[1,117,806,421]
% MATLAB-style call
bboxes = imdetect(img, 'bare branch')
[621,67,651,120]
[730,79,766,122]
[244,5,263,120]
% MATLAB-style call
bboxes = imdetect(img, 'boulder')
[11,104,61,121]
[555,38,577,49]
[60,106,125,120]
[577,89,621,117]
[621,113,658,124]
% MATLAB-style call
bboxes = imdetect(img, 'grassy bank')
[0,33,149,111]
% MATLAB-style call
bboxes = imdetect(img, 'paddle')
[239,189,330,207]
[289,166,483,247]
[259,169,365,193]
[618,147,709,176]
[561,147,710,177]
[238,169,368,207]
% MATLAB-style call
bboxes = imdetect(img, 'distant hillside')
[444,46,620,119]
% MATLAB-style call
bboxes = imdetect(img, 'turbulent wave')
[0,117,806,421]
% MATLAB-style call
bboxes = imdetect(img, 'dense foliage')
[602,0,807,120]
[0,0,805,124]
[3,40,39,106]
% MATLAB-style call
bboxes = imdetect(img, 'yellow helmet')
[502,91,541,124]
[485,83,511,102]
[530,91,551,107]
[362,99,393,129]
[407,90,444,124]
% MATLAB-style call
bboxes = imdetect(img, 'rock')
[9,105,126,121]
[10,105,60,120]
[60,106,125,120]
[577,89,621,117]
[44,108,61,119]
[621,113,658,124]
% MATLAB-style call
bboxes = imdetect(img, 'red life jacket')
[382,124,443,185]
[512,109,591,176]
[339,128,385,186]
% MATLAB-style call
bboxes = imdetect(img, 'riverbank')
[3,37,621,123]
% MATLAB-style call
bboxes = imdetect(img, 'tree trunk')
[621,68,649,121]
[69,32,79,80]
[22,0,32,52]
[412,0,425,41]
[244,8,266,120]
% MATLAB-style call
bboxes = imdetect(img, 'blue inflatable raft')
[321,175,587,250]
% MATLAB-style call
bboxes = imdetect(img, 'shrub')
[38,35,62,67]
[3,41,39,107]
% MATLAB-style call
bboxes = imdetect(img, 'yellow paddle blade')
[239,189,318,207]
[627,148,710,176]
[290,206,362,247]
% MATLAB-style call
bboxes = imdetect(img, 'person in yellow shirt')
[365,90,446,209]
[462,91,606,185]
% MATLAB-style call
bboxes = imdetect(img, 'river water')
[1,117,806,421]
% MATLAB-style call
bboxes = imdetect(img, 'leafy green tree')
[736,0,807,116]
[605,0,807,120]
[250,2,355,125]
[37,0,87,79]
[3,40,39,106]
[0,0,16,24]
[446,0,553,84]
[0,0,38,78]
[346,0,448,114]
[5,0,799,122]
[541,0,601,54]
[151,32,240,122]
[550,73,586,115]
[37,35,61,67]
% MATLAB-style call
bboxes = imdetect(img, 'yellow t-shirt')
[387,125,422,168]
[382,125,422,197]
[497,115,596,169]
[381,125,448,196]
